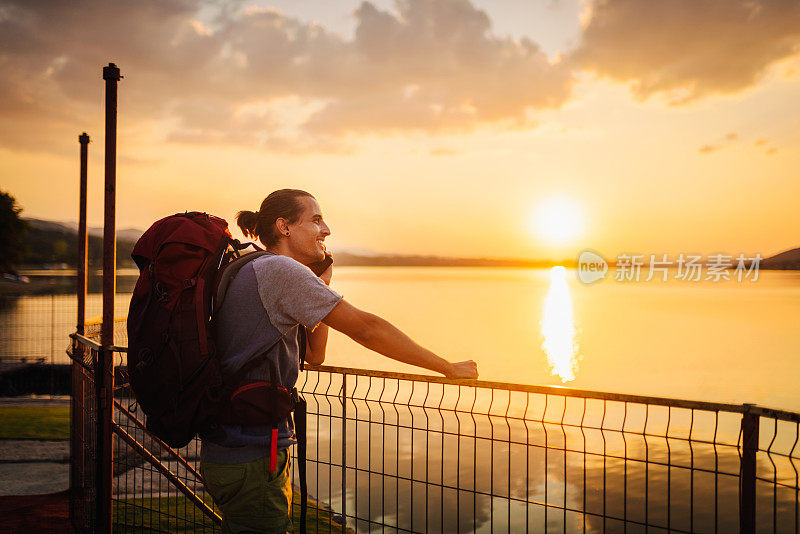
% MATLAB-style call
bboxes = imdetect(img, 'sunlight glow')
[532,196,585,244]
[541,266,580,383]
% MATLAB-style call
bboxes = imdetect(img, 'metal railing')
[299,365,800,533]
[69,327,800,533]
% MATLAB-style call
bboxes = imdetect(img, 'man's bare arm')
[321,299,478,379]
[305,324,329,365]
[305,262,333,365]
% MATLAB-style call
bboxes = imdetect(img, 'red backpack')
[127,212,238,447]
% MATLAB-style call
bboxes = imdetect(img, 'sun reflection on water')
[541,266,580,382]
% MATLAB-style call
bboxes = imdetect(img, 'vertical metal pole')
[50,293,55,394]
[71,132,90,528]
[97,63,121,534]
[77,133,89,338]
[341,374,347,534]
[740,404,759,534]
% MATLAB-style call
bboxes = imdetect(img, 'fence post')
[97,62,121,534]
[70,132,90,528]
[77,132,89,337]
[50,293,55,394]
[341,373,347,534]
[740,404,759,533]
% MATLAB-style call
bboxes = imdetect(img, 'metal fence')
[0,292,128,396]
[68,322,800,533]
[0,293,76,396]
[70,337,98,531]
[0,293,74,364]
[297,367,800,533]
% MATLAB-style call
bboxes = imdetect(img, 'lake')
[2,266,799,411]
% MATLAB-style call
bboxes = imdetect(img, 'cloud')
[752,137,778,155]
[698,132,782,155]
[571,0,800,103]
[698,129,743,154]
[3,0,798,155]
[698,144,722,154]
[0,0,573,154]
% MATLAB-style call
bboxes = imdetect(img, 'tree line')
[1,190,136,272]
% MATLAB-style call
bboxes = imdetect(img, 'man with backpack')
[199,189,478,533]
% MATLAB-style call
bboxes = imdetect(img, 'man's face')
[286,196,330,264]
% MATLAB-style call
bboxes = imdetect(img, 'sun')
[531,196,585,245]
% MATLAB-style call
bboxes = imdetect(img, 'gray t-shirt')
[201,253,342,464]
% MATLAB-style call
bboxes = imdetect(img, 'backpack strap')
[298,325,307,371]
[213,250,270,314]
[224,326,293,393]
[295,395,308,533]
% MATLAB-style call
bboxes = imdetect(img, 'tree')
[0,190,28,274]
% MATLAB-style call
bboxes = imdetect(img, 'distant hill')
[19,218,800,270]
[761,247,800,270]
[21,218,139,268]
[330,251,563,268]
[20,218,561,268]
[59,221,143,242]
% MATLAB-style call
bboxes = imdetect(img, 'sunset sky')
[1,0,798,260]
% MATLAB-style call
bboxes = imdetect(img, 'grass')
[113,491,352,533]
[0,406,70,440]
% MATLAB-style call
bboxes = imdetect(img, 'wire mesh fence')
[298,367,800,533]
[0,292,129,396]
[70,339,98,532]
[69,324,800,533]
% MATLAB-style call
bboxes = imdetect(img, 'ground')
[0,491,72,533]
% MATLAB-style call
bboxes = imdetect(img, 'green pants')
[201,449,292,534]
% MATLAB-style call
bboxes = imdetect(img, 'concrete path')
[0,395,70,407]
[0,439,69,462]
[0,462,69,496]
[0,440,69,495]
[0,397,71,495]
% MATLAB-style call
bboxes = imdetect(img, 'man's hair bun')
[236,210,259,239]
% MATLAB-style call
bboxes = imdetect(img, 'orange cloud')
[0,0,573,154]
[698,144,722,154]
[571,0,800,103]
[2,0,798,155]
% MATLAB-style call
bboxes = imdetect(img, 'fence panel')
[69,339,97,532]
[297,366,800,533]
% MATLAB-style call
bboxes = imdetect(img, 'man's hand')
[319,263,332,285]
[445,360,478,379]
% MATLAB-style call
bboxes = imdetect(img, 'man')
[201,189,478,533]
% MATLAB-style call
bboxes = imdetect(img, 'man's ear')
[275,217,289,235]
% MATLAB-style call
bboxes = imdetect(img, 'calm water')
[326,267,800,412]
[2,266,799,411]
